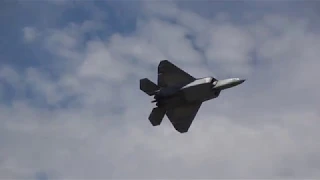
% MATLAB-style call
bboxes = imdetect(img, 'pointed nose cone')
[239,79,246,84]
[233,79,246,87]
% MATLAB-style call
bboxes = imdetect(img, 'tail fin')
[140,78,159,96]
[149,107,166,126]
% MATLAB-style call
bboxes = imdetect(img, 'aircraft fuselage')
[153,77,244,108]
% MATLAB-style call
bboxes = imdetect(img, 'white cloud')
[2,1,320,179]
[0,66,21,85]
[203,23,255,76]
[22,27,39,43]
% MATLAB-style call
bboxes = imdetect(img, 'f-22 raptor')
[140,60,245,133]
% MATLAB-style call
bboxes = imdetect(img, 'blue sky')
[1,0,320,179]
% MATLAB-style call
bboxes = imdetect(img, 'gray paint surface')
[140,60,245,133]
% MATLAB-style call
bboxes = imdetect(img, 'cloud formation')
[22,27,39,43]
[1,1,319,179]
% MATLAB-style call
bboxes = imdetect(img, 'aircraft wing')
[166,102,202,133]
[158,60,195,88]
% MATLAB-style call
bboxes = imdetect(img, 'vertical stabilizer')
[140,78,159,96]
[149,107,166,126]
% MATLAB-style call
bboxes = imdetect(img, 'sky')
[1,0,320,179]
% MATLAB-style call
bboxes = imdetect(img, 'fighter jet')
[140,60,245,133]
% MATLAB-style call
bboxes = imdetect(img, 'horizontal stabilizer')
[140,78,159,96]
[149,107,166,126]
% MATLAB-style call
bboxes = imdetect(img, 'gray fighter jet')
[140,60,245,133]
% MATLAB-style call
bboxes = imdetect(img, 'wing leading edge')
[166,102,202,133]
[158,60,195,88]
